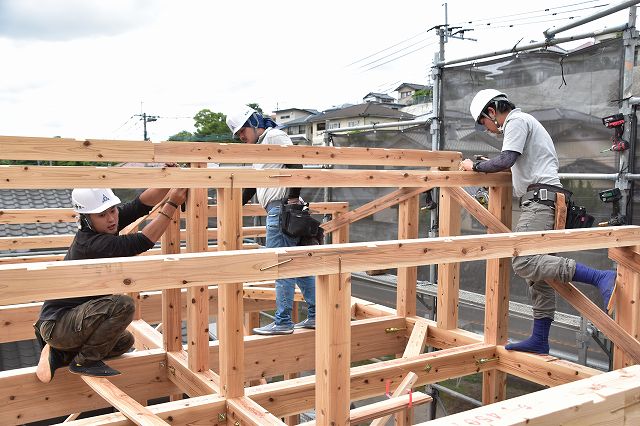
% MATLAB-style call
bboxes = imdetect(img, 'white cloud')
[0,0,630,140]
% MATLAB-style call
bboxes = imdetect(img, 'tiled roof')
[0,189,77,238]
[309,103,415,123]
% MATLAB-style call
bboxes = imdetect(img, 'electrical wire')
[463,4,607,29]
[361,40,439,72]
[357,35,438,70]
[111,115,135,135]
[346,29,432,67]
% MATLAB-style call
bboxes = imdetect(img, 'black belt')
[520,184,570,208]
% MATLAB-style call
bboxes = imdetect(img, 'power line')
[346,29,432,67]
[358,36,438,70]
[361,40,439,73]
[463,4,608,28]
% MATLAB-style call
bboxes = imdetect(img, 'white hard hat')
[470,89,508,123]
[226,105,257,136]
[71,188,121,214]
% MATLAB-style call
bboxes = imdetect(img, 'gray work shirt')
[254,127,291,208]
[501,108,561,198]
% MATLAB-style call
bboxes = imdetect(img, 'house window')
[317,122,326,131]
[280,114,290,120]
[348,120,360,127]
[329,123,340,130]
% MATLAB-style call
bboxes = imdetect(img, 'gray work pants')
[38,295,135,364]
[511,201,576,319]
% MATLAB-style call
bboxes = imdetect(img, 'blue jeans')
[266,204,316,326]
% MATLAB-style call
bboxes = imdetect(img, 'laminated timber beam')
[80,376,169,425]
[419,364,640,426]
[0,165,511,189]
[62,394,227,426]
[0,349,179,425]
[246,342,496,418]
[1,227,638,306]
[0,136,462,167]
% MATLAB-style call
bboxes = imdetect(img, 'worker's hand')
[168,188,188,205]
[459,159,474,171]
[164,162,180,168]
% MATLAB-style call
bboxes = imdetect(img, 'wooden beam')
[80,376,169,425]
[247,343,496,417]
[227,397,286,425]
[0,136,154,162]
[0,166,512,189]
[546,279,640,364]
[613,258,640,369]
[0,350,178,425]
[0,234,74,251]
[483,185,512,406]
[165,351,219,396]
[62,395,227,426]
[3,227,640,306]
[216,187,245,398]
[186,165,210,373]
[396,194,419,317]
[437,188,461,329]
[349,391,431,424]
[315,272,351,425]
[153,141,463,167]
[0,208,77,224]
[321,187,429,233]
[161,206,182,352]
[370,372,419,426]
[243,286,304,301]
[418,364,640,426]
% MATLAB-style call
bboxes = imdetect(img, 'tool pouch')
[566,201,595,228]
[280,201,321,239]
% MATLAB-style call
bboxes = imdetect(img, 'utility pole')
[135,112,158,141]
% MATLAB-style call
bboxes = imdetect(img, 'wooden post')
[612,246,640,369]
[186,163,209,373]
[216,187,245,398]
[316,221,350,425]
[482,186,512,405]
[162,207,182,353]
[397,194,419,317]
[437,189,460,329]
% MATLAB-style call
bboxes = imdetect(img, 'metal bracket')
[385,327,407,333]
[424,363,432,373]
[218,413,227,422]
[475,357,499,367]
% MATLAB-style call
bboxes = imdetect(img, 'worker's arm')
[460,150,520,172]
[140,188,188,242]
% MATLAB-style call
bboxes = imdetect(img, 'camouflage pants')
[38,294,135,364]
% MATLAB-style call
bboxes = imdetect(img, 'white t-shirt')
[253,128,291,208]
[501,109,561,198]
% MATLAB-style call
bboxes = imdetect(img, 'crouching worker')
[35,186,187,382]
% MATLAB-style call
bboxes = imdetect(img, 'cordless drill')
[601,114,629,152]
[597,188,626,226]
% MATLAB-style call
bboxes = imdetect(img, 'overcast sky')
[0,0,630,140]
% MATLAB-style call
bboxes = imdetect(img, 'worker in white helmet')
[460,89,616,355]
[226,105,316,335]
[35,185,187,382]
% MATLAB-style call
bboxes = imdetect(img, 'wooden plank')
[437,188,461,329]
[80,376,169,425]
[0,350,178,425]
[315,272,351,425]
[247,343,496,418]
[0,302,41,343]
[62,394,227,426]
[154,141,462,167]
[483,185,512,406]
[496,347,600,387]
[166,351,219,396]
[243,287,304,301]
[0,136,154,162]
[0,166,512,189]
[127,319,163,351]
[186,164,210,373]
[546,279,640,364]
[322,187,429,233]
[349,391,431,424]
[419,364,640,426]
[612,255,640,369]
[609,246,640,274]
[0,208,76,224]
[208,201,349,218]
[403,320,428,357]
[443,186,505,233]
[370,372,419,426]
[0,234,74,250]
[216,187,245,398]
[227,396,286,425]
[3,227,640,306]
[555,192,567,229]
[396,194,419,317]
[161,206,182,352]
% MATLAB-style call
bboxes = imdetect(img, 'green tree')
[193,109,229,137]
[168,130,194,141]
[247,103,263,114]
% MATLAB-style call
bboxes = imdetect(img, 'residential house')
[307,103,416,146]
[395,83,430,105]
[363,92,395,104]
[273,108,319,125]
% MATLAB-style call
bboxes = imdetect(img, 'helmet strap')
[79,214,94,231]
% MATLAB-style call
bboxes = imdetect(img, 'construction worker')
[35,186,187,382]
[460,89,616,355]
[226,105,315,335]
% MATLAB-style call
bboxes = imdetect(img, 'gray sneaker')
[252,322,294,335]
[294,318,316,329]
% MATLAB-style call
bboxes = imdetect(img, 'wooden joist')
[0,166,511,189]
[80,376,169,425]
[227,396,286,425]
[2,227,639,306]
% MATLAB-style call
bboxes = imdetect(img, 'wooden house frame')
[1,136,639,425]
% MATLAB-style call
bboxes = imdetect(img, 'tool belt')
[279,199,323,244]
[519,183,572,208]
